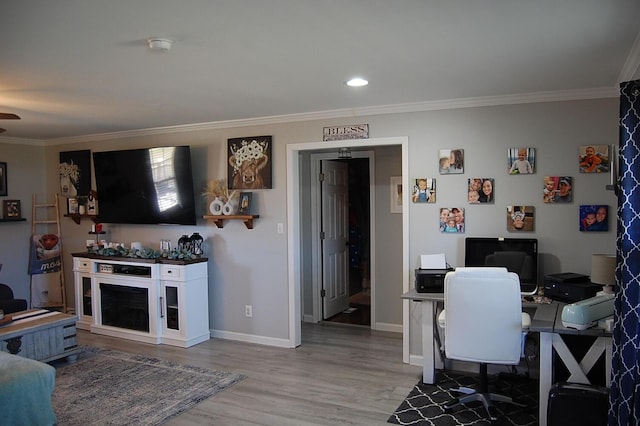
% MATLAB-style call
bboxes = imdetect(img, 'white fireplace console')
[72,254,209,348]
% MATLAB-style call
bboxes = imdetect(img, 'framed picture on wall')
[0,162,7,196]
[2,200,21,218]
[227,136,272,189]
[59,150,91,197]
[390,176,402,213]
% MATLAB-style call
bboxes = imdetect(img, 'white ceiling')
[1,0,639,142]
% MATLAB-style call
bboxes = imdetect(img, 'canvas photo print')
[508,147,535,174]
[439,149,464,174]
[60,150,91,197]
[543,176,572,203]
[412,178,436,203]
[439,207,464,233]
[228,136,272,189]
[507,205,534,232]
[580,205,609,231]
[579,145,610,173]
[468,178,494,204]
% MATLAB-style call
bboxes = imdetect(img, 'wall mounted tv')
[464,237,538,294]
[93,146,197,225]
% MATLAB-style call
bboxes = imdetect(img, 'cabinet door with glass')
[161,282,182,335]
[159,262,210,348]
[73,258,93,330]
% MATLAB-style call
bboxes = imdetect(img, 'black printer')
[544,272,601,303]
[415,268,453,293]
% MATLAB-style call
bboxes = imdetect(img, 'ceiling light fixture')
[147,38,173,52]
[346,77,368,87]
[338,147,352,159]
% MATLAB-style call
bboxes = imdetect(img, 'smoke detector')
[147,38,173,52]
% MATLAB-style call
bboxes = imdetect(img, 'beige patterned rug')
[51,346,244,425]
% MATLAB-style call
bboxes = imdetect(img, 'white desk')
[401,290,612,426]
[401,290,444,384]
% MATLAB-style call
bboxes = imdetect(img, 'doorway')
[286,136,410,357]
[323,157,371,327]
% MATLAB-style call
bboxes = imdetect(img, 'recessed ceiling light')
[346,77,368,87]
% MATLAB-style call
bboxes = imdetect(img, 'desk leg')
[421,300,443,384]
[539,332,553,426]
[605,336,612,387]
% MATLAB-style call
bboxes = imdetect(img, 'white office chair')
[438,267,531,421]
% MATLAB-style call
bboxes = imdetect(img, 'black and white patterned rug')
[388,372,538,426]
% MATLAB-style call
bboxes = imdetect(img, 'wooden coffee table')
[0,309,79,362]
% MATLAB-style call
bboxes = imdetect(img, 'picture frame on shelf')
[67,197,79,214]
[239,192,252,214]
[3,200,21,218]
[0,162,7,196]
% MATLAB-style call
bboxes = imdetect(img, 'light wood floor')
[77,322,422,426]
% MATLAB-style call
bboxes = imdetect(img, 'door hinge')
[318,172,324,182]
[321,289,326,298]
[320,231,325,239]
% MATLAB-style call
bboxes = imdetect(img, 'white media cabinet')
[72,253,209,348]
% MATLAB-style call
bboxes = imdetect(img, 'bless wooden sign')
[323,124,369,141]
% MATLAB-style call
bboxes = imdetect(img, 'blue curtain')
[610,79,640,425]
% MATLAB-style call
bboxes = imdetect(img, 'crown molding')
[32,86,619,145]
[0,136,47,146]
[619,30,640,83]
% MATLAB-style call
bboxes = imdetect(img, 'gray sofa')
[0,351,57,425]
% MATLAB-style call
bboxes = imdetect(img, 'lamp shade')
[591,254,616,287]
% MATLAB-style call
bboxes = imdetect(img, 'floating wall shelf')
[203,214,260,229]
[64,214,100,225]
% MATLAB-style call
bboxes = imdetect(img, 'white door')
[321,160,350,319]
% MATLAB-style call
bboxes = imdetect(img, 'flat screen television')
[464,237,538,293]
[93,146,197,225]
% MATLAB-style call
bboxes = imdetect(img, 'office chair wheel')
[443,399,459,413]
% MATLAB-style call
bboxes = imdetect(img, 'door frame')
[310,152,375,324]
[286,136,410,362]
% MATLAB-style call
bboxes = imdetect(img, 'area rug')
[388,372,538,426]
[51,346,245,425]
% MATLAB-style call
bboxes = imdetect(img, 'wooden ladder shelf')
[30,193,67,312]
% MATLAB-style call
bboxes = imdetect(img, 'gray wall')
[0,143,46,302]
[0,97,617,355]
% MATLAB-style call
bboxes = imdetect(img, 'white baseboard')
[374,322,403,333]
[210,329,291,348]
[303,314,315,323]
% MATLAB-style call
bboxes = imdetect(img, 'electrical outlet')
[245,305,252,317]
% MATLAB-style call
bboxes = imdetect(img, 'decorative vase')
[222,199,239,215]
[190,232,204,255]
[209,197,225,215]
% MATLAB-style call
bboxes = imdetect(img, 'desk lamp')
[591,254,616,294]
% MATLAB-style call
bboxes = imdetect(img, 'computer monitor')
[464,237,538,294]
